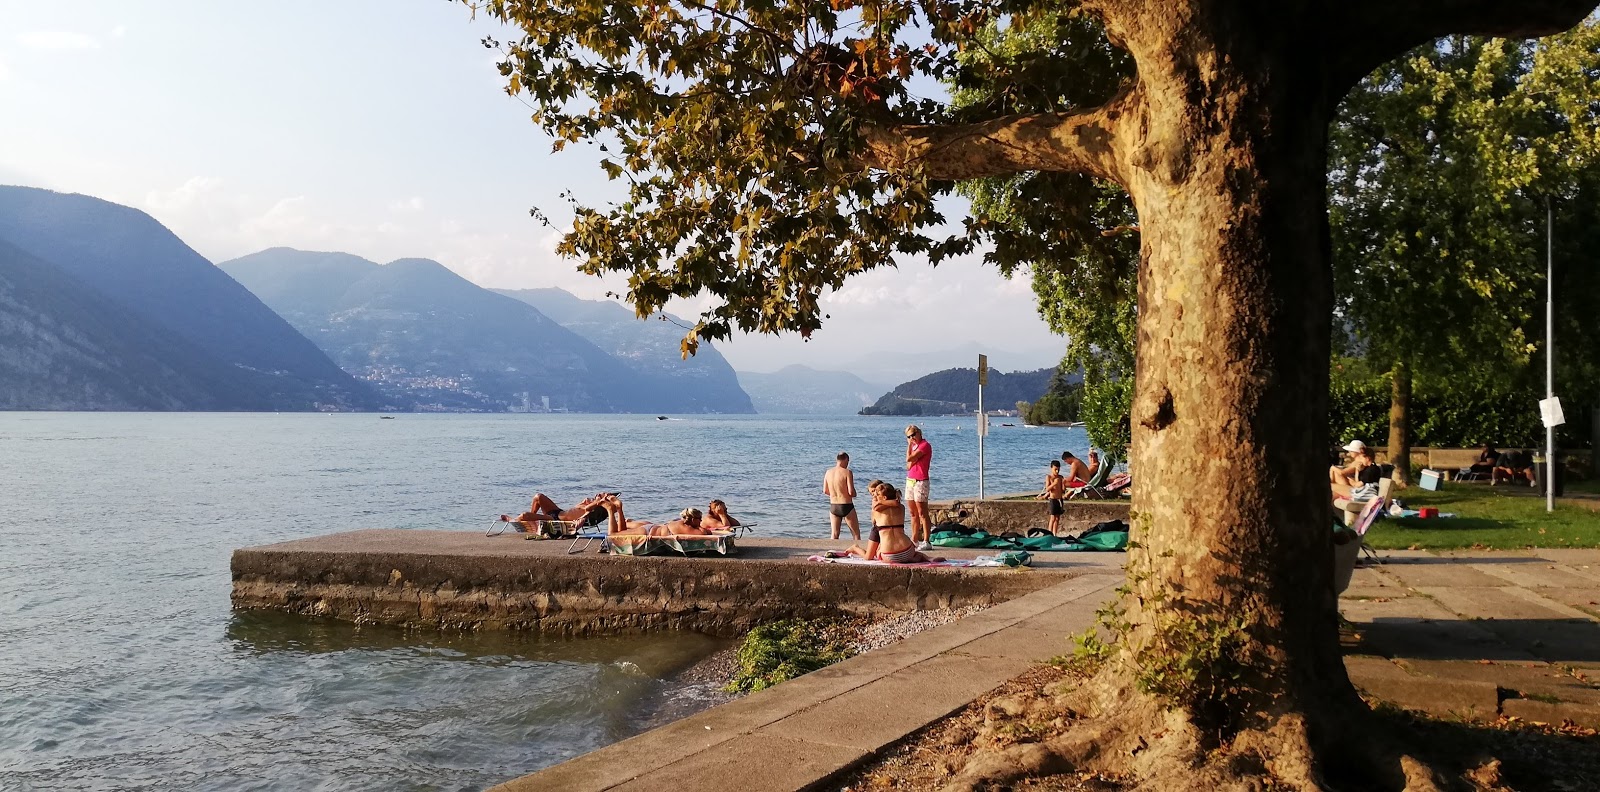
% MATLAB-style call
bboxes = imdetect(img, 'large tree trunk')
[942,9,1441,791]
[1387,361,1413,484]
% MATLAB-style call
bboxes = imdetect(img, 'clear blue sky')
[0,0,1064,375]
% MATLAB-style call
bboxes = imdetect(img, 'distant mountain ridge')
[736,365,886,414]
[860,367,1057,415]
[496,288,753,414]
[222,249,754,413]
[0,186,375,411]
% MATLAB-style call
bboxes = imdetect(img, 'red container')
[1418,507,1440,519]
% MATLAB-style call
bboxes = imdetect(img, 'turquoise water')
[0,413,1087,791]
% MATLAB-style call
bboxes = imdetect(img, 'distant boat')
[1022,424,1039,428]
[379,416,396,420]
[656,416,669,420]
[1069,421,1086,428]
[1001,423,1015,427]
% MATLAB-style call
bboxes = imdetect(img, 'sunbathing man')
[702,499,741,530]
[596,494,715,537]
[501,492,608,526]
[846,480,940,564]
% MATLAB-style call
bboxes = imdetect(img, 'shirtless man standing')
[823,452,860,541]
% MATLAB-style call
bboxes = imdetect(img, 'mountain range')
[219,248,754,413]
[736,365,888,414]
[0,186,375,411]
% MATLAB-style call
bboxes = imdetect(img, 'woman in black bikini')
[846,481,937,563]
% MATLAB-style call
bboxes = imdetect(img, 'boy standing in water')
[1038,460,1068,535]
[823,452,860,540]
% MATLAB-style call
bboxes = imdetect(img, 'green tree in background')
[951,10,1136,460]
[1328,21,1600,477]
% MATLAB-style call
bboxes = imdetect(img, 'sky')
[0,0,1066,377]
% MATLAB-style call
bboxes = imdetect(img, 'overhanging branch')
[1330,0,1599,88]
[859,90,1133,185]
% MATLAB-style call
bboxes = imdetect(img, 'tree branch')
[1329,0,1599,89]
[859,90,1132,184]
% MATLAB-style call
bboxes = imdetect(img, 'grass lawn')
[1366,481,1600,550]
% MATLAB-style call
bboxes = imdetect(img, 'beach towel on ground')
[807,554,975,568]
[929,527,1126,552]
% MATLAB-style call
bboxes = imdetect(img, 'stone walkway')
[1341,548,1600,727]
[489,549,1600,791]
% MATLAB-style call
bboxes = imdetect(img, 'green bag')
[931,530,1000,548]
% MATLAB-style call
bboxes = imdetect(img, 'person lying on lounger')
[595,494,716,537]
[845,481,940,564]
[500,492,609,526]
[702,499,741,530]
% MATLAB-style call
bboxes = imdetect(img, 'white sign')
[976,412,988,437]
[1540,397,1566,428]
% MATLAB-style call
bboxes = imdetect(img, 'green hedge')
[1329,379,1559,448]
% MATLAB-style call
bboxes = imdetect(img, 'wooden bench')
[1426,448,1491,481]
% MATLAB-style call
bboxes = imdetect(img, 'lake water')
[0,413,1087,791]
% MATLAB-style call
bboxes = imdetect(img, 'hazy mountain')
[860,367,1056,416]
[0,239,225,409]
[0,186,376,410]
[496,288,753,413]
[222,249,751,413]
[838,341,1062,386]
[736,365,887,414]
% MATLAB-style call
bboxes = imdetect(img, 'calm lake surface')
[0,413,1087,791]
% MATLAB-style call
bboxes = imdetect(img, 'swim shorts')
[830,503,855,518]
[1048,498,1064,516]
[904,478,930,502]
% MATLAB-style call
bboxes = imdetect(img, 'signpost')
[977,354,987,501]
[1545,204,1558,512]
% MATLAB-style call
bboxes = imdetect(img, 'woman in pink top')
[904,425,932,547]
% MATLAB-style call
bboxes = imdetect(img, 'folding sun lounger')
[606,531,739,557]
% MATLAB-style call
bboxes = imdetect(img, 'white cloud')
[110,25,127,39]
[16,31,101,51]
[388,196,425,212]
[145,176,223,213]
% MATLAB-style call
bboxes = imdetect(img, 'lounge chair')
[1066,461,1115,500]
[1334,476,1391,568]
[606,531,739,557]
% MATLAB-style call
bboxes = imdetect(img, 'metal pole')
[1547,201,1555,513]
[978,384,985,501]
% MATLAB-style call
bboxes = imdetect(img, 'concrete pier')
[231,530,1095,636]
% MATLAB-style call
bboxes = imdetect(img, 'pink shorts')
[904,478,930,502]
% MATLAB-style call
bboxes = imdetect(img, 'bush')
[1080,376,1132,462]
[725,619,854,693]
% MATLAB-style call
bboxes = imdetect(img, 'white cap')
[1342,440,1367,452]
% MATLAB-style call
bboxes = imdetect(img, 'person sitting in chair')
[1469,444,1500,479]
[1332,446,1382,503]
[595,494,714,536]
[702,499,741,530]
[1329,440,1367,490]
[1060,452,1092,487]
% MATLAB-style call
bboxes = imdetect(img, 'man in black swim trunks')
[822,451,860,541]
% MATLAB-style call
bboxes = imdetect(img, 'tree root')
[933,672,1460,792]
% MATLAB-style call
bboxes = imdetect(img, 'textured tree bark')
[1388,361,1413,484]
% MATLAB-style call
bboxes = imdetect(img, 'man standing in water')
[905,425,933,550]
[822,451,859,541]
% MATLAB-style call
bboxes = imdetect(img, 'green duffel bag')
[931,530,1001,548]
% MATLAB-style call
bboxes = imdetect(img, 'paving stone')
[1397,659,1600,705]
[1529,587,1600,619]
[1471,563,1600,591]
[1345,655,1499,720]
[606,734,871,792]
[1377,562,1513,588]
[1415,586,1579,621]
[1342,597,1535,662]
[1501,698,1600,730]
[758,653,1032,752]
[1532,548,1600,566]
[952,625,1073,663]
